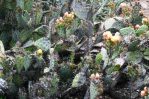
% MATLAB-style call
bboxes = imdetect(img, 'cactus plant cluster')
[0,0,149,99]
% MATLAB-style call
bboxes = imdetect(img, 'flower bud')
[120,3,127,8]
[139,10,143,16]
[70,12,75,15]
[142,17,149,25]
[115,32,120,36]
[70,14,74,19]
[140,90,147,97]
[103,31,113,40]
[59,17,64,22]
[67,14,72,18]
[57,40,64,45]
[50,48,54,54]
[95,73,100,80]
[113,33,122,43]
[56,19,60,23]
[111,35,122,44]
[64,12,69,17]
[144,87,148,93]
[90,74,95,80]
[135,24,140,29]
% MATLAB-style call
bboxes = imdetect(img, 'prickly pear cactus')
[57,27,66,38]
[15,56,24,73]
[72,72,86,87]
[131,2,142,25]
[60,65,72,82]
[89,80,104,99]
[95,52,102,64]
[144,48,149,61]
[90,81,98,99]
[49,54,55,71]
[135,25,148,36]
[23,55,31,71]
[72,66,88,87]
[72,0,91,20]
[120,27,135,36]
[28,75,59,98]
[104,17,125,31]
[34,37,51,51]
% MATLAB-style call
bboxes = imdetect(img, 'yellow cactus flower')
[37,49,43,56]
